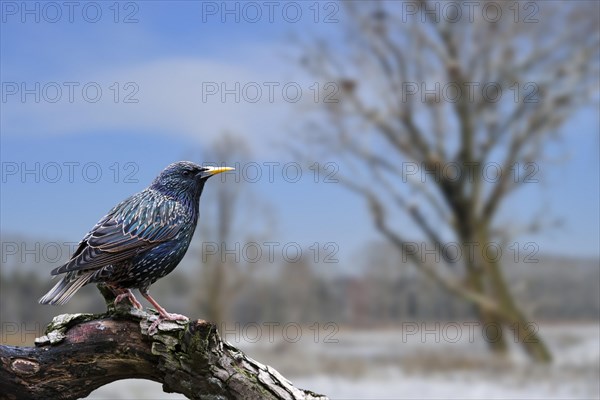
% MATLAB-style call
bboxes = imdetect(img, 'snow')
[88,322,600,399]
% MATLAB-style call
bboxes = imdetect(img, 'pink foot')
[114,290,142,310]
[148,312,189,334]
[141,292,189,334]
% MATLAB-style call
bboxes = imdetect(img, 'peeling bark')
[0,286,327,400]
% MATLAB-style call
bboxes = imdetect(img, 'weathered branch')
[0,287,327,400]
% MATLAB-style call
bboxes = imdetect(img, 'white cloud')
[1,57,296,145]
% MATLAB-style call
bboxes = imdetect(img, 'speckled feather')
[39,161,214,305]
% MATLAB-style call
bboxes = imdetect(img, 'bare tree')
[194,132,274,325]
[279,256,320,324]
[293,1,599,361]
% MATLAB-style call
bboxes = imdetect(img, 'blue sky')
[1,1,598,266]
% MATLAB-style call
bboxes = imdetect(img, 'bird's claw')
[114,291,143,310]
[147,313,189,335]
[164,312,189,321]
[131,298,143,309]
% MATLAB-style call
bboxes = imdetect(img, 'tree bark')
[484,257,552,362]
[466,270,509,355]
[0,286,327,400]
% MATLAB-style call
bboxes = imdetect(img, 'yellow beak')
[200,166,235,178]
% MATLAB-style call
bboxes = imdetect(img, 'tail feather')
[39,271,94,305]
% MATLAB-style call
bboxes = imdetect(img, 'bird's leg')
[142,292,188,320]
[141,291,188,333]
[114,289,142,310]
[109,286,127,307]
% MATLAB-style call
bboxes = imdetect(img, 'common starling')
[39,161,233,329]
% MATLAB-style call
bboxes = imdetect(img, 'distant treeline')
[1,242,598,338]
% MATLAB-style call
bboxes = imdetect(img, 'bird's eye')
[182,170,190,176]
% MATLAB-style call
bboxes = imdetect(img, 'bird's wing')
[51,189,188,275]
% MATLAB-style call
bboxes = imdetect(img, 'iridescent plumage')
[40,161,233,327]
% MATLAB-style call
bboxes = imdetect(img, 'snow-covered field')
[88,322,600,399]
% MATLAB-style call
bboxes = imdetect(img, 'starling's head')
[150,161,234,199]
